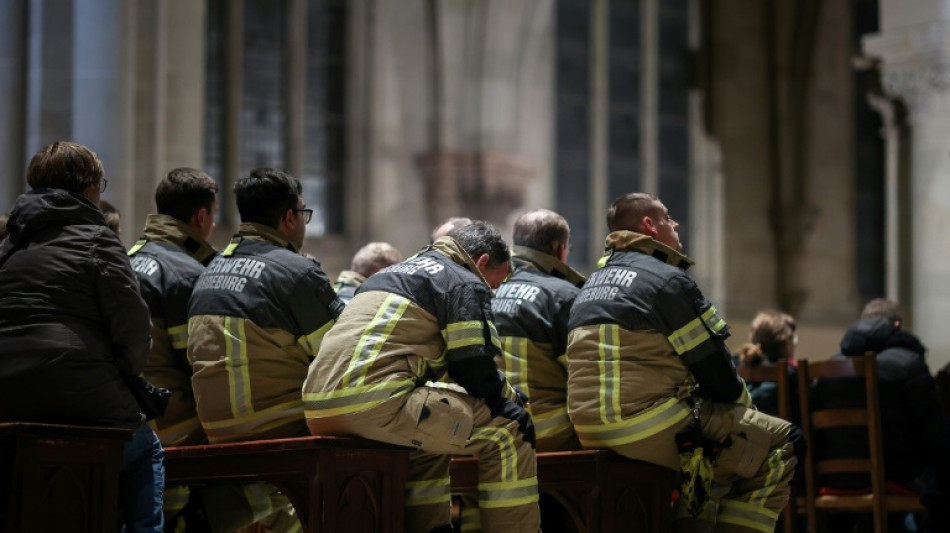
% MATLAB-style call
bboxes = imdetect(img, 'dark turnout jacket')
[0,188,151,429]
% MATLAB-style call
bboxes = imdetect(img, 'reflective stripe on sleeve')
[444,321,488,350]
[296,319,335,356]
[168,324,189,351]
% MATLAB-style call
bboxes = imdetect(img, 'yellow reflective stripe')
[501,337,529,398]
[444,320,486,350]
[470,427,518,482]
[222,236,241,257]
[575,397,691,447]
[243,483,276,524]
[598,324,622,424]
[459,507,481,531]
[405,477,451,507]
[667,316,710,355]
[716,498,779,533]
[296,319,335,356]
[477,477,539,508]
[736,381,753,407]
[153,416,203,446]
[224,317,253,418]
[343,294,411,387]
[750,449,788,506]
[168,324,188,351]
[127,238,147,256]
[532,406,572,439]
[303,379,414,417]
[702,306,727,334]
[487,320,502,351]
[164,485,190,513]
[201,399,303,431]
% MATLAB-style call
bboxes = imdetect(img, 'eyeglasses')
[293,208,314,224]
[99,178,108,193]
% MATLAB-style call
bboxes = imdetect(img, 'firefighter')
[492,209,585,452]
[188,168,343,532]
[303,221,539,533]
[566,192,805,533]
[333,241,402,304]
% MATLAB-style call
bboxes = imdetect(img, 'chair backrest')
[797,354,889,529]
[736,359,791,422]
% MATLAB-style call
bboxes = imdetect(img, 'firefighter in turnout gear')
[333,241,402,304]
[129,168,218,448]
[303,221,540,533]
[188,168,343,533]
[127,168,218,527]
[566,193,805,533]
[492,209,585,452]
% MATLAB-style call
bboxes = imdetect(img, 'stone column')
[0,0,27,209]
[864,1,950,371]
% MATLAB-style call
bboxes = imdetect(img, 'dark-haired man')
[304,221,539,533]
[126,168,219,526]
[566,193,803,533]
[492,209,585,452]
[188,168,343,531]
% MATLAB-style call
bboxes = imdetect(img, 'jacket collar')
[335,270,365,287]
[602,230,694,270]
[511,245,586,287]
[237,222,299,253]
[140,214,217,265]
[431,236,493,288]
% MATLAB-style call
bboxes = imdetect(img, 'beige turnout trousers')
[308,386,540,533]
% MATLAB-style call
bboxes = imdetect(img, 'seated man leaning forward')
[303,221,540,533]
[566,192,806,533]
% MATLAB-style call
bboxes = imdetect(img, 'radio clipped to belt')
[675,398,730,518]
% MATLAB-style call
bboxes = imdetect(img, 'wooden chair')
[797,354,925,533]
[736,359,799,533]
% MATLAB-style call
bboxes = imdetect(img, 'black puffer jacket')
[839,319,944,484]
[0,188,151,429]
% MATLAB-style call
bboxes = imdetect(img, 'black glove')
[514,388,529,408]
[490,399,536,448]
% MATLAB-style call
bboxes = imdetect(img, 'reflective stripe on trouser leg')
[459,499,482,533]
[163,485,190,519]
[242,483,301,533]
[405,450,453,533]
[468,420,539,532]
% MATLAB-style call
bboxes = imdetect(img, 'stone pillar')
[73,0,136,243]
[864,1,950,370]
[0,0,27,208]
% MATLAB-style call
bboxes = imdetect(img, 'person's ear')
[474,253,490,270]
[639,216,658,238]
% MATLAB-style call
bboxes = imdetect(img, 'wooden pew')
[163,436,410,533]
[0,422,132,533]
[451,449,677,532]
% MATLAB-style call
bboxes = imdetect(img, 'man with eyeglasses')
[186,168,343,532]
